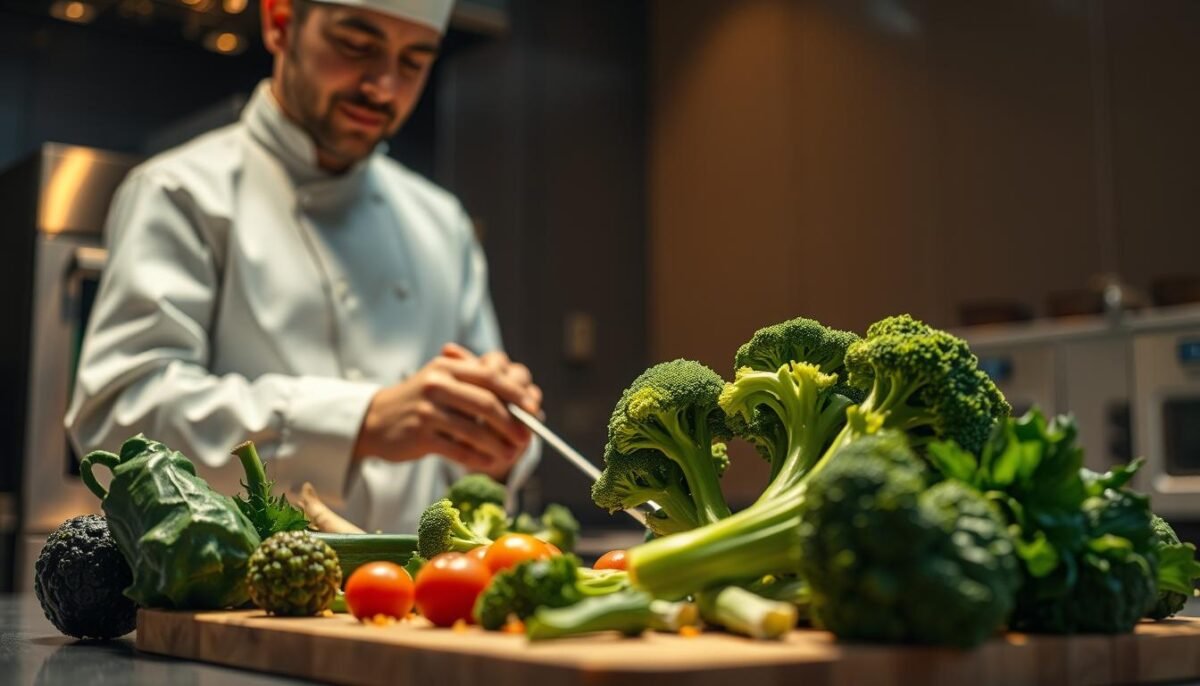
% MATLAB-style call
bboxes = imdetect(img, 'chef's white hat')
[316,0,455,33]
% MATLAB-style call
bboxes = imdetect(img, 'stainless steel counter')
[0,594,313,685]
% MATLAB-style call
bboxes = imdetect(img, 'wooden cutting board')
[135,609,1200,686]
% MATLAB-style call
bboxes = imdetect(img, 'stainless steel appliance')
[0,143,138,591]
[1129,305,1200,519]
[961,319,1132,475]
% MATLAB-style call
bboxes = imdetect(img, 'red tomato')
[414,553,492,627]
[593,549,628,571]
[344,562,415,621]
[482,533,551,574]
[468,545,490,564]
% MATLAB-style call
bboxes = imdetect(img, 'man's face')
[271,1,440,170]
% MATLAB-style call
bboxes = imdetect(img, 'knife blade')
[506,403,658,528]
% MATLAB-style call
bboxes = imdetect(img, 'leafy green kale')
[232,441,309,542]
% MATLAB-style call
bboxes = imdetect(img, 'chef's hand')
[352,344,542,480]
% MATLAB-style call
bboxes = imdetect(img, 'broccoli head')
[727,319,863,485]
[598,360,733,528]
[844,314,1010,456]
[417,499,491,559]
[797,433,1019,648]
[472,554,579,630]
[445,473,507,516]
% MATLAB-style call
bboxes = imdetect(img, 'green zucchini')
[311,533,419,582]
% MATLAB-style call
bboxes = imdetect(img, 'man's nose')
[361,68,400,102]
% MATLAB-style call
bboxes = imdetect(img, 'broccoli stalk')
[626,316,1010,599]
[593,360,734,535]
[416,499,492,559]
[696,586,798,640]
[525,590,697,641]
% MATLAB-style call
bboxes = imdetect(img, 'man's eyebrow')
[332,16,442,55]
[334,16,387,39]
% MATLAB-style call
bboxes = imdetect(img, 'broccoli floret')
[627,316,1010,599]
[445,474,507,516]
[1147,515,1200,620]
[726,319,863,488]
[473,554,629,630]
[416,499,491,559]
[468,502,510,541]
[720,362,859,502]
[510,504,581,552]
[594,360,733,533]
[797,437,1018,648]
[592,446,699,536]
[842,314,1010,456]
[526,590,698,641]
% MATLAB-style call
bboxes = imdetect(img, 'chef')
[65,0,541,533]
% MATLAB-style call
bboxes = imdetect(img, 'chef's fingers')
[441,344,540,412]
[435,357,537,418]
[427,432,496,472]
[440,341,476,361]
[432,406,519,466]
[422,374,529,447]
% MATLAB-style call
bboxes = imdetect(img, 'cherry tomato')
[414,553,492,627]
[594,549,628,571]
[344,562,415,621]
[468,545,490,565]
[482,533,551,574]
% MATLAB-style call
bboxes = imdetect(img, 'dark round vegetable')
[34,515,137,640]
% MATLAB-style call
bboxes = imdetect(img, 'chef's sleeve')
[451,207,541,504]
[64,168,377,505]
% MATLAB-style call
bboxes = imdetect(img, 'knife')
[506,403,659,528]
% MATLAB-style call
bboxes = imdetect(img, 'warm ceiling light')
[49,0,97,23]
[204,31,244,54]
[223,0,247,13]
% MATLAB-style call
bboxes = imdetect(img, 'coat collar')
[242,80,386,210]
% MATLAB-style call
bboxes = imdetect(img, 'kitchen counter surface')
[4,592,1200,686]
[0,594,314,685]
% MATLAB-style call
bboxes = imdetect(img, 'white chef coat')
[66,80,539,534]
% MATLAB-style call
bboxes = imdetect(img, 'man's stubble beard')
[281,40,393,168]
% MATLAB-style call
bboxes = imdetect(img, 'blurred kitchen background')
[1,0,1199,589]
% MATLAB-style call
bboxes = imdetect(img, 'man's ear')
[260,0,295,55]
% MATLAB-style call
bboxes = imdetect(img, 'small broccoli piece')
[593,446,700,536]
[468,502,510,540]
[526,590,698,641]
[1147,515,1200,620]
[697,586,798,640]
[445,474,507,517]
[509,504,582,552]
[417,499,491,559]
[472,554,578,630]
[798,437,1019,648]
[535,504,580,553]
[601,360,733,527]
